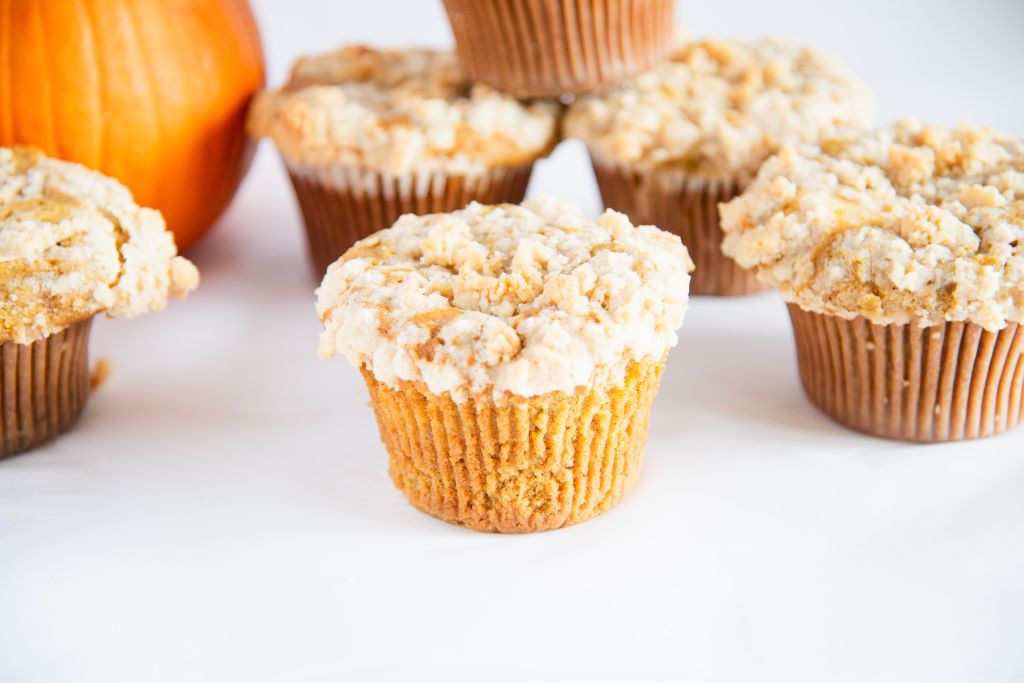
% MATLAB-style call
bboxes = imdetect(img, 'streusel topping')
[565,37,873,181]
[316,197,693,401]
[248,46,560,174]
[720,120,1024,331]
[0,148,199,344]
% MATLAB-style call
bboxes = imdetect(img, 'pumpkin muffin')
[0,147,199,457]
[565,37,873,295]
[248,46,561,275]
[442,0,676,97]
[316,197,693,532]
[720,120,1024,441]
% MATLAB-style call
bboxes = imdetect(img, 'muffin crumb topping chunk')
[0,148,199,344]
[248,46,560,175]
[565,37,873,181]
[720,119,1024,331]
[317,198,694,401]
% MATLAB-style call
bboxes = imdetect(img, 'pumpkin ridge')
[31,1,59,155]
[79,0,106,170]
[121,0,166,210]
[0,2,10,142]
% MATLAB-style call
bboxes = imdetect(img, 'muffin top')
[248,46,560,175]
[316,197,693,401]
[565,37,873,182]
[0,148,199,344]
[720,120,1024,331]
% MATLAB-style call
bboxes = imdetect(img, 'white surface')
[2,1,1024,681]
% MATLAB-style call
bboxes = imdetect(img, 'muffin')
[720,120,1024,442]
[316,197,693,532]
[442,0,676,97]
[566,37,873,295]
[0,147,199,457]
[248,46,561,275]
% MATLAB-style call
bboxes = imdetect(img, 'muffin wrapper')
[361,358,665,533]
[590,155,768,296]
[443,0,675,97]
[286,162,534,275]
[788,305,1024,442]
[0,317,92,458]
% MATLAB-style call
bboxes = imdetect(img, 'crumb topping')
[719,120,1024,331]
[0,148,199,344]
[565,37,873,181]
[316,197,694,401]
[248,46,560,174]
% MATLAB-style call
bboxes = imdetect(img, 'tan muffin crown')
[248,46,560,175]
[0,148,199,344]
[720,120,1024,331]
[316,197,694,402]
[565,37,873,181]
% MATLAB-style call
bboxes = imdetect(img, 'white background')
[2,1,1023,681]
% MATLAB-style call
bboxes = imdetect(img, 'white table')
[2,1,1023,681]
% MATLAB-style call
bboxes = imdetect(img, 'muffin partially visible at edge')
[720,120,1024,441]
[248,46,561,275]
[316,197,694,532]
[0,147,199,457]
[566,37,873,295]
[442,0,676,97]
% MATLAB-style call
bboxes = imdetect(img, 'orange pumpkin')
[0,0,265,250]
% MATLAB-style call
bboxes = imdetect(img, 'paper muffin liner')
[361,357,665,533]
[0,317,93,458]
[285,162,535,275]
[443,0,675,97]
[590,155,768,296]
[788,305,1024,442]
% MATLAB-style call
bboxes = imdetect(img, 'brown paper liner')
[590,155,768,296]
[286,162,534,275]
[443,0,675,97]
[361,358,665,533]
[788,305,1024,442]
[0,317,92,458]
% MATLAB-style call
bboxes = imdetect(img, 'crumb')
[317,198,693,401]
[90,358,113,391]
[0,148,198,344]
[566,37,873,181]
[248,46,559,174]
[720,120,1024,331]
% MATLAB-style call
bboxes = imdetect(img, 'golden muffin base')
[591,155,768,297]
[361,358,665,533]
[443,0,675,97]
[788,305,1024,442]
[0,317,92,458]
[286,162,534,275]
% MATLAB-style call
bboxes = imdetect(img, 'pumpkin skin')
[0,0,265,250]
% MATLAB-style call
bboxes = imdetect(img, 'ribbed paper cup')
[788,305,1024,442]
[0,317,93,458]
[443,0,675,97]
[590,155,768,296]
[286,162,535,275]
[361,357,665,533]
